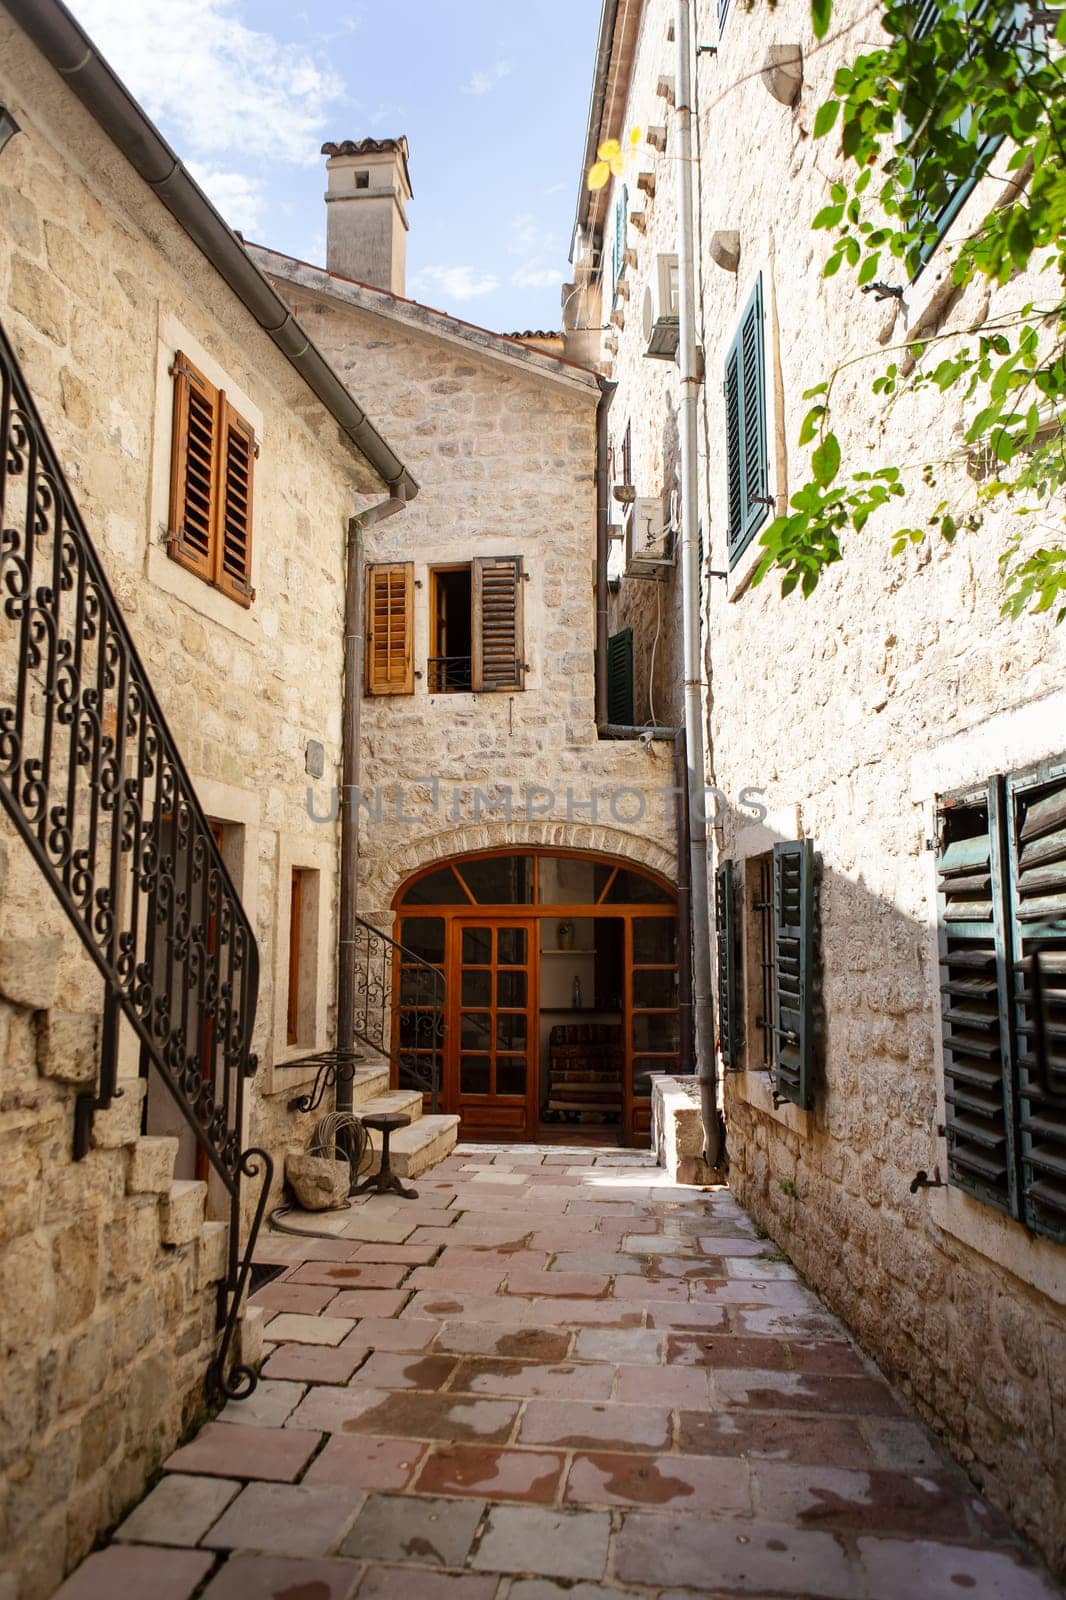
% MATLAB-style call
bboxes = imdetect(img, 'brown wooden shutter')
[168,353,219,581]
[472,556,524,692]
[365,563,414,695]
[215,400,256,607]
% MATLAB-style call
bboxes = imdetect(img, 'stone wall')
[594,0,1066,1573]
[0,21,386,1592]
[250,248,682,914]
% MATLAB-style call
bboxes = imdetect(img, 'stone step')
[350,1061,391,1107]
[162,1177,208,1247]
[357,1089,424,1126]
[127,1135,179,1195]
[91,1077,146,1150]
[364,1113,460,1179]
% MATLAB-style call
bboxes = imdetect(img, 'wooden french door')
[451,919,537,1138]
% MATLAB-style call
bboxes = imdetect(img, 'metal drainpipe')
[676,0,722,1169]
[674,729,695,1082]
[336,494,405,1112]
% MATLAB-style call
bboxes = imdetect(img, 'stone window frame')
[270,829,335,1091]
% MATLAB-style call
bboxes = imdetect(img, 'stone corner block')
[240,1303,268,1368]
[36,1008,100,1084]
[162,1178,208,1246]
[651,1074,706,1179]
[91,1078,147,1150]
[127,1135,179,1195]
[197,1220,230,1288]
[0,934,63,1011]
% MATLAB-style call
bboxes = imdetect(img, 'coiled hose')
[268,1110,373,1239]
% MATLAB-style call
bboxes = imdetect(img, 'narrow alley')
[53,1147,1060,1600]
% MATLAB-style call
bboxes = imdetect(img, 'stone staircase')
[347,1058,460,1178]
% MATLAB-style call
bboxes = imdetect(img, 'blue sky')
[68,0,601,333]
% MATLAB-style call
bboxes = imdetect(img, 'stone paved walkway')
[53,1144,1061,1600]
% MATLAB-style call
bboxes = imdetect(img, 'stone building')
[570,0,1066,1574]
[250,143,685,1148]
[0,4,417,1590]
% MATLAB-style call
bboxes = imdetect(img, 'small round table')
[352,1112,418,1200]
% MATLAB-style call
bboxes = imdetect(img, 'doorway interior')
[393,849,680,1146]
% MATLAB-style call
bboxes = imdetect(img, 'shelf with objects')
[539,915,624,1127]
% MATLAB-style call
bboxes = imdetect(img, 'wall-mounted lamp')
[761,45,804,107]
[0,105,21,158]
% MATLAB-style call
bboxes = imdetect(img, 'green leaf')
[813,100,840,139]
[812,433,841,487]
[812,203,844,229]
[857,252,881,285]
[811,0,833,40]
[799,404,826,445]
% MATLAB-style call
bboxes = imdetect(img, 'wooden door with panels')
[451,918,538,1139]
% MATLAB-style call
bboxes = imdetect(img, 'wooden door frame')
[449,915,539,1138]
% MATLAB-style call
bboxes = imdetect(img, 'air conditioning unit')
[625,496,676,579]
[642,255,680,359]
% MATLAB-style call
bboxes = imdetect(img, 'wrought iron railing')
[0,320,268,1401]
[428,654,472,693]
[286,913,443,1115]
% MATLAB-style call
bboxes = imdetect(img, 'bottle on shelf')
[572,974,583,1009]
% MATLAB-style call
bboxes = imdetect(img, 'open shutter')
[365,563,414,695]
[724,278,769,565]
[168,353,218,581]
[606,628,634,725]
[715,860,740,1069]
[472,556,524,692]
[772,839,814,1107]
[1007,765,1066,1240]
[215,400,256,607]
[935,781,1017,1215]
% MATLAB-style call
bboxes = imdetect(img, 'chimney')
[321,138,413,296]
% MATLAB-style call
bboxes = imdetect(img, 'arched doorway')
[392,849,680,1145]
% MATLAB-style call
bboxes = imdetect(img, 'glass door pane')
[455,921,534,1105]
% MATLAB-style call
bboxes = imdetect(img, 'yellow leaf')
[597,138,621,161]
[587,161,610,191]
[628,126,642,147]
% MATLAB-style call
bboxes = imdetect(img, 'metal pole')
[676,0,721,1168]
[335,516,364,1113]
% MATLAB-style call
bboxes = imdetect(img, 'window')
[612,184,628,287]
[935,760,1066,1241]
[365,562,414,695]
[717,0,732,36]
[724,277,770,567]
[168,352,256,606]
[607,627,634,725]
[286,867,320,1047]
[716,840,816,1108]
[429,558,525,694]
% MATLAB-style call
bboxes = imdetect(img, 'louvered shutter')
[472,556,524,692]
[215,400,256,606]
[715,860,740,1069]
[168,353,218,581]
[613,185,628,286]
[606,628,634,725]
[935,782,1017,1214]
[1007,765,1066,1240]
[724,277,769,565]
[365,563,414,695]
[772,839,815,1107]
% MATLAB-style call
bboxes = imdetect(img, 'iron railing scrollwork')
[0,320,267,1401]
[284,914,444,1115]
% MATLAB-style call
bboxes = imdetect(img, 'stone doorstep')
[350,1061,391,1107]
[358,1089,426,1125]
[364,1115,461,1179]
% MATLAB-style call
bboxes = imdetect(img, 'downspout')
[674,729,695,1081]
[595,376,678,741]
[676,0,722,1169]
[335,492,406,1112]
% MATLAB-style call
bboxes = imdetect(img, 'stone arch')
[363,820,676,916]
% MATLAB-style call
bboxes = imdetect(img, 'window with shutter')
[168,352,257,605]
[613,185,628,287]
[724,277,769,567]
[365,563,414,696]
[607,628,634,726]
[1007,764,1066,1241]
[473,555,525,692]
[772,839,815,1108]
[715,860,740,1069]
[717,0,732,36]
[935,782,1017,1214]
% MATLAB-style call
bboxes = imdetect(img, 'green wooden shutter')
[715,860,740,1069]
[1006,764,1066,1241]
[613,185,628,286]
[724,276,769,566]
[772,839,814,1107]
[606,627,634,725]
[935,780,1018,1215]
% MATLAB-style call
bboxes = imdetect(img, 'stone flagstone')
[51,1140,1062,1600]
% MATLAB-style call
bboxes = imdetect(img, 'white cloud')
[409,265,501,304]
[71,0,344,166]
[186,163,265,233]
[511,265,561,290]
[461,59,512,97]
